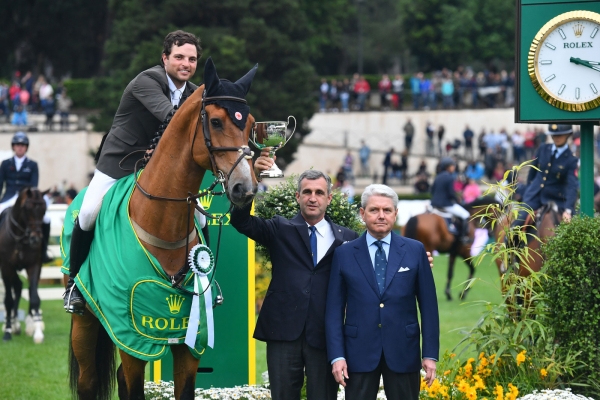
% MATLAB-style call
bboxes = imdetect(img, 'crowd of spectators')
[317,66,515,112]
[0,71,73,130]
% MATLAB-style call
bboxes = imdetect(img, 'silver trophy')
[251,116,296,178]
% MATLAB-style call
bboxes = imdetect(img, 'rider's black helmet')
[439,157,455,171]
[11,131,29,146]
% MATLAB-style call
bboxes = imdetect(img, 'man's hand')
[562,210,572,223]
[422,358,437,386]
[254,148,274,176]
[332,359,349,387]
[426,251,434,269]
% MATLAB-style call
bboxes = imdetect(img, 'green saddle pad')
[61,173,214,361]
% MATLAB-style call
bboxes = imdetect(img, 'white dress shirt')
[166,73,187,106]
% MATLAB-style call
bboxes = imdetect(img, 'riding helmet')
[11,131,29,146]
[439,157,455,171]
[547,124,573,135]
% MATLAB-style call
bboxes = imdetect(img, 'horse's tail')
[404,216,418,239]
[68,318,117,400]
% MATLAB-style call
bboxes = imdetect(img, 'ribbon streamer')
[185,244,215,349]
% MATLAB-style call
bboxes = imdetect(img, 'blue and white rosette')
[186,244,215,349]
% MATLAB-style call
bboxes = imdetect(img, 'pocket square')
[398,267,410,272]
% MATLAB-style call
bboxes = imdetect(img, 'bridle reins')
[4,197,45,245]
[133,89,254,294]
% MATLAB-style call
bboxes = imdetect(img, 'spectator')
[358,140,371,177]
[335,166,347,188]
[417,159,429,177]
[382,147,394,185]
[10,90,28,126]
[441,72,454,108]
[414,173,430,194]
[329,79,340,112]
[478,129,487,159]
[464,160,484,181]
[403,118,415,153]
[400,150,409,185]
[524,128,536,160]
[421,74,433,110]
[340,79,350,112]
[463,125,474,159]
[425,122,435,156]
[462,178,481,203]
[492,161,506,182]
[44,93,56,130]
[410,72,422,110]
[0,82,8,120]
[511,130,525,163]
[9,80,20,103]
[39,76,54,110]
[391,74,404,110]
[354,75,370,111]
[378,74,391,110]
[21,71,34,103]
[342,150,354,183]
[340,179,355,204]
[57,88,73,131]
[319,78,329,112]
[437,124,445,156]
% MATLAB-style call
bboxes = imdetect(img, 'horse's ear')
[204,57,221,96]
[42,189,50,197]
[235,64,258,96]
[26,187,32,197]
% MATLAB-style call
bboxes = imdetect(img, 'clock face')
[529,11,600,111]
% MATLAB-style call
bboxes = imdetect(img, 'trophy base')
[260,165,284,178]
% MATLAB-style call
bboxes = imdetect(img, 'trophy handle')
[249,123,264,150]
[283,116,297,146]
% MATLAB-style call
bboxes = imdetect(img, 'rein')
[131,90,253,296]
[5,201,44,244]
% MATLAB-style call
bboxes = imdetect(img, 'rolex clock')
[529,10,600,112]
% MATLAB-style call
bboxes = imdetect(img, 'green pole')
[579,122,595,217]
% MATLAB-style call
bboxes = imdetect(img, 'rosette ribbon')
[186,244,215,349]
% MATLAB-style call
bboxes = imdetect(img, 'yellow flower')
[467,388,477,400]
[506,383,519,400]
[420,377,427,391]
[516,350,527,366]
[444,370,451,376]
[479,352,485,360]
[540,368,548,378]
[473,374,485,390]
[450,353,456,358]
[439,386,449,399]
[493,385,504,400]
[457,380,469,393]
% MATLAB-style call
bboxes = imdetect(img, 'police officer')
[514,124,578,228]
[64,30,202,314]
[0,132,52,262]
[430,157,470,242]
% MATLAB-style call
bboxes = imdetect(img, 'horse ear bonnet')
[203,57,258,131]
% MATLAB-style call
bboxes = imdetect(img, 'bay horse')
[0,187,47,343]
[65,60,259,400]
[402,197,497,300]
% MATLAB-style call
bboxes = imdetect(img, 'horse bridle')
[133,90,255,294]
[4,198,44,245]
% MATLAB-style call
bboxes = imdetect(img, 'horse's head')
[15,187,47,245]
[191,58,259,207]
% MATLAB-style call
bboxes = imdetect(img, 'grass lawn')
[254,254,502,383]
[0,256,501,396]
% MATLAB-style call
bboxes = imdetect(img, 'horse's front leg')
[1,270,16,341]
[118,350,147,400]
[25,264,44,342]
[171,344,200,400]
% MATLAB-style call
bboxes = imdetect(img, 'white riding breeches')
[78,169,207,231]
[443,203,470,220]
[79,169,117,231]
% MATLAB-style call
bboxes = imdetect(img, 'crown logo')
[166,294,185,314]
[199,194,214,210]
[573,23,584,37]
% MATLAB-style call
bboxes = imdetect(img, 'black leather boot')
[41,222,52,263]
[460,218,471,244]
[64,218,94,315]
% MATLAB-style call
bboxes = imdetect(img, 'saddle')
[428,206,460,236]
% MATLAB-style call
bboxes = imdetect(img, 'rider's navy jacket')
[0,156,39,202]
[430,170,457,208]
[523,143,579,212]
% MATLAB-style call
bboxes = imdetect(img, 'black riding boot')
[41,222,52,263]
[64,218,94,315]
[460,218,470,244]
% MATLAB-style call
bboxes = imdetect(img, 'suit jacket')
[325,232,439,373]
[96,65,198,179]
[430,171,457,208]
[0,157,39,202]
[230,203,359,350]
[523,144,579,211]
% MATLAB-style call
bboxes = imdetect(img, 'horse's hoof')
[3,331,12,341]
[445,288,453,301]
[33,329,44,344]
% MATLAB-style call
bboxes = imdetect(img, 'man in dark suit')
[231,167,359,400]
[64,30,201,314]
[325,184,439,400]
[513,124,578,228]
[430,157,470,242]
[0,132,51,262]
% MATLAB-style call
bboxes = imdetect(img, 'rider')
[430,157,470,243]
[0,132,52,263]
[512,124,578,233]
[64,30,202,314]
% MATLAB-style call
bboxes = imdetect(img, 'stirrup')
[63,284,85,316]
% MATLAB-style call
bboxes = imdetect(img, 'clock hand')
[576,58,600,65]
[570,57,600,72]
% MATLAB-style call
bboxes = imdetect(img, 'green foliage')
[63,79,104,109]
[543,215,600,397]
[253,175,363,266]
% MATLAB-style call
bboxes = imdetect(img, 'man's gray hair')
[297,170,332,195]
[361,184,398,208]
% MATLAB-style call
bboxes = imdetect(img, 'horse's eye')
[210,118,222,128]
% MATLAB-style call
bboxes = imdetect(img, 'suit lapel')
[354,235,380,296]
[323,217,344,260]
[383,233,406,294]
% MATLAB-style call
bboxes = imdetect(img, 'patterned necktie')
[309,226,318,267]
[374,240,387,294]
[172,89,182,106]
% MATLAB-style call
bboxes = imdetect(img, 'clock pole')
[580,122,595,217]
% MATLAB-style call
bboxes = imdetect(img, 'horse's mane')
[463,195,499,213]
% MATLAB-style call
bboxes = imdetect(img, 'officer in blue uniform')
[0,132,52,262]
[430,157,470,242]
[514,124,578,228]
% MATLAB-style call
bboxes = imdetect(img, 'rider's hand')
[254,148,274,176]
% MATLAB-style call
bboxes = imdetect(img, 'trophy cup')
[250,116,296,178]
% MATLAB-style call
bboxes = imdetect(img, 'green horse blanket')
[61,173,215,361]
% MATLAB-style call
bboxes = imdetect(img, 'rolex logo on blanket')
[61,173,217,361]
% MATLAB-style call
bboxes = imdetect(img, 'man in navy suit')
[514,124,578,227]
[326,184,439,400]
